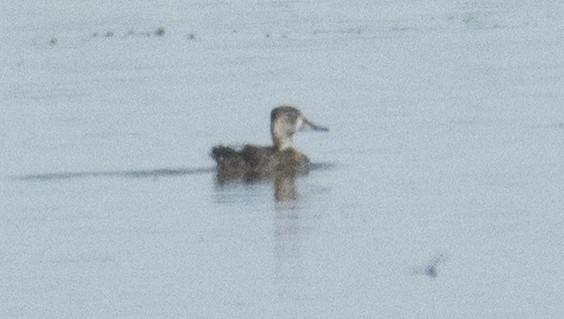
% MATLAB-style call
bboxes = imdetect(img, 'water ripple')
[11,162,335,182]
[11,167,214,181]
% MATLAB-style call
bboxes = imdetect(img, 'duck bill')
[303,118,329,132]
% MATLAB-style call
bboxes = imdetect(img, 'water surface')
[1,0,563,318]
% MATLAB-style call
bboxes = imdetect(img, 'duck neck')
[273,135,293,151]
[272,123,294,151]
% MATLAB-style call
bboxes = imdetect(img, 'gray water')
[1,0,563,318]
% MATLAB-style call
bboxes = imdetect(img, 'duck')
[211,106,328,182]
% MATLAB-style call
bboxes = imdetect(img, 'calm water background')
[1,0,563,318]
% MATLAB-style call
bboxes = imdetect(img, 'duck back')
[212,145,309,182]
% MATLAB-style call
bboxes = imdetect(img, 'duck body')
[212,144,309,181]
[211,106,327,182]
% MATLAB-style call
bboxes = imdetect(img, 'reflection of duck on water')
[211,106,328,182]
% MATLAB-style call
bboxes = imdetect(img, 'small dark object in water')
[155,27,165,37]
[425,264,438,278]
[49,37,57,45]
[413,253,448,279]
[211,106,328,182]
